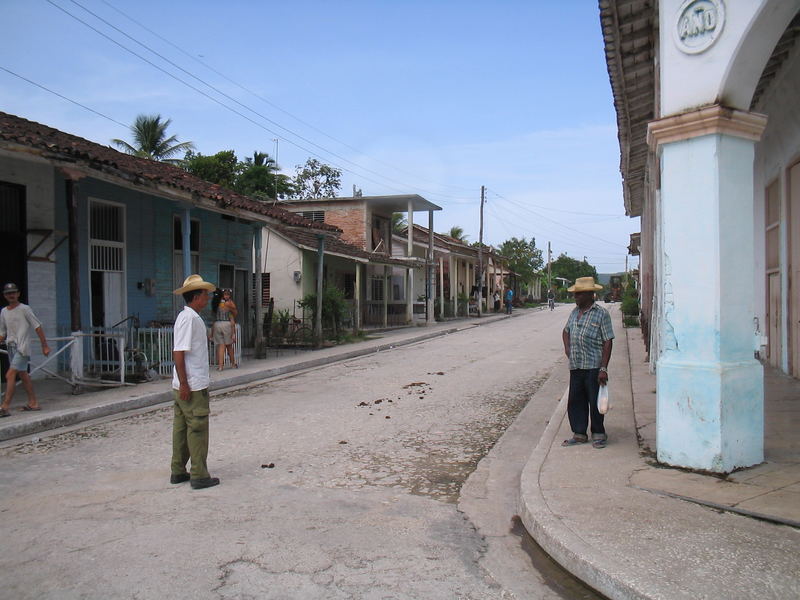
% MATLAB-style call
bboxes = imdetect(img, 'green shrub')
[621,294,639,317]
[623,315,640,328]
[298,286,349,339]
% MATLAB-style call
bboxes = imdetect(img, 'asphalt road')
[0,305,595,599]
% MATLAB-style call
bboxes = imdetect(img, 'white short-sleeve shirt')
[0,303,42,357]
[172,306,210,391]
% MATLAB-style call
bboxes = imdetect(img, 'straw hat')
[567,277,603,293]
[173,274,216,295]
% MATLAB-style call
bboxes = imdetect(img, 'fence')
[56,323,242,384]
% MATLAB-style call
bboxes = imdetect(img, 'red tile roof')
[0,111,339,232]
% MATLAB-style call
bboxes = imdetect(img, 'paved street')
[0,307,590,600]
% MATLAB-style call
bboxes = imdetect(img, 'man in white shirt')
[0,283,50,417]
[170,274,219,490]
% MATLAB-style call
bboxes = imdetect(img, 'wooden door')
[765,180,781,368]
[789,162,800,376]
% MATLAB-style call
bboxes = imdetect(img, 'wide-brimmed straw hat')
[567,276,603,293]
[173,274,216,295]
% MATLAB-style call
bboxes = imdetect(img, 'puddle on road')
[510,516,608,600]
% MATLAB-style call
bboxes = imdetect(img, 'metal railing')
[55,322,242,384]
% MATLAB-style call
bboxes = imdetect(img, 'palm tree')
[112,114,195,164]
[392,213,407,235]
[448,226,468,242]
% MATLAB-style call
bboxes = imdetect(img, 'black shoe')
[170,473,190,484]
[190,477,220,490]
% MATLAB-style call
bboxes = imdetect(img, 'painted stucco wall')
[0,153,57,375]
[659,0,777,116]
[752,36,800,374]
[262,230,304,313]
[656,133,763,471]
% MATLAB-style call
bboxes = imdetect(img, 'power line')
[486,189,627,249]
[55,0,414,194]
[485,188,624,218]
[98,0,478,197]
[54,0,470,202]
[0,65,129,128]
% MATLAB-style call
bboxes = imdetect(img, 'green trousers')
[171,388,211,480]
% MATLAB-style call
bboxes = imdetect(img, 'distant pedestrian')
[171,274,220,489]
[561,277,614,449]
[211,288,238,371]
[504,288,514,314]
[493,291,501,313]
[0,283,50,417]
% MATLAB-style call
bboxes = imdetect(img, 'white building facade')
[601,0,800,471]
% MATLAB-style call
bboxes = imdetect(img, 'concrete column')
[406,200,414,323]
[254,227,263,354]
[450,256,457,316]
[426,210,435,325]
[383,265,389,328]
[649,106,768,472]
[438,256,445,320]
[354,262,361,333]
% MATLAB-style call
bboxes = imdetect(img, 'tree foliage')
[182,149,294,200]
[550,253,598,287]
[392,213,407,235]
[446,226,467,242]
[183,150,240,188]
[112,114,194,164]
[497,237,543,283]
[291,158,342,199]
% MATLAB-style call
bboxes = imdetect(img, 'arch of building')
[648,0,799,472]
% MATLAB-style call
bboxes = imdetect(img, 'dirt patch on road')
[331,375,546,503]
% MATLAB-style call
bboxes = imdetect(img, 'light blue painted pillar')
[650,106,768,472]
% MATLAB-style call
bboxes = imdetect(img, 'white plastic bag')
[597,384,611,414]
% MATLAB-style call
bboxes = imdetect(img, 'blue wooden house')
[0,111,337,380]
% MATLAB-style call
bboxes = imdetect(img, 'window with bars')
[90,201,124,272]
[252,273,271,307]
[370,276,384,301]
[300,210,325,222]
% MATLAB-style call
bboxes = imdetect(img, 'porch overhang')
[598,0,656,218]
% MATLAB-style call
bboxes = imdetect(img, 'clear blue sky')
[1,0,638,273]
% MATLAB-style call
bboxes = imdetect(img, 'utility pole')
[547,242,552,290]
[477,185,485,317]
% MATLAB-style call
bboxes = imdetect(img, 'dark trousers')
[567,369,605,439]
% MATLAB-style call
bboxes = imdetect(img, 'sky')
[1,0,639,273]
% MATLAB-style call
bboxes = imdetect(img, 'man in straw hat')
[170,274,220,489]
[561,276,614,449]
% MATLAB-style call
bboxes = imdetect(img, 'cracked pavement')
[0,310,574,599]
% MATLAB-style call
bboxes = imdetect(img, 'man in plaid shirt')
[561,277,614,449]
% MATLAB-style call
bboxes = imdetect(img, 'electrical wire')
[54,0,471,202]
[0,65,129,128]
[97,0,478,197]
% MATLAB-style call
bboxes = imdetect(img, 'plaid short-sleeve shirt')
[564,303,614,370]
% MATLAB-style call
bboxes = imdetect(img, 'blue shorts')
[7,346,30,372]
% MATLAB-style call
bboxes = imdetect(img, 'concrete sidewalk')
[519,306,800,600]
[0,313,515,443]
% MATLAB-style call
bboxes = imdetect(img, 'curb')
[517,388,648,600]
[0,317,511,442]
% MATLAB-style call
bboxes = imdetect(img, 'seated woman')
[211,288,238,371]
